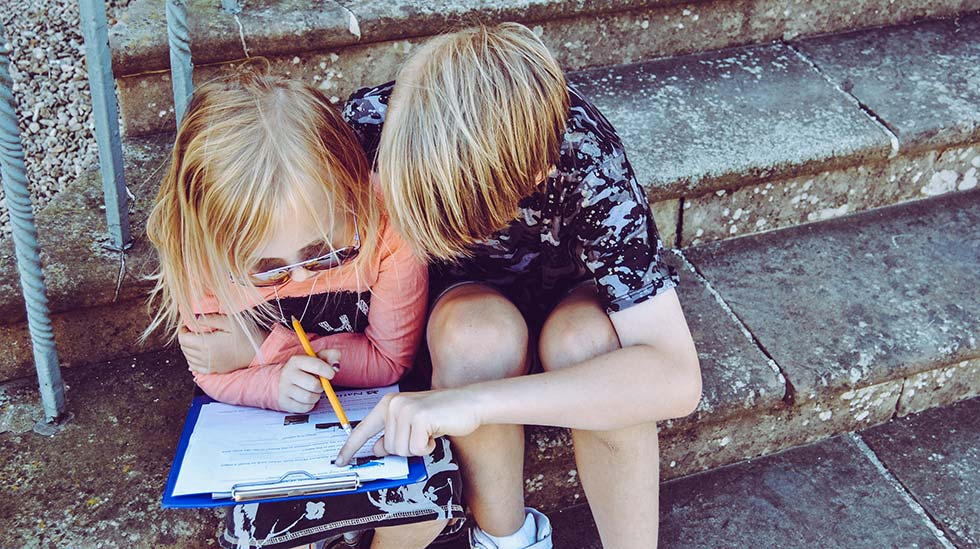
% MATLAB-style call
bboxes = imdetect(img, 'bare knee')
[539,298,620,372]
[428,286,528,388]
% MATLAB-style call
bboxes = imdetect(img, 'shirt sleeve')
[316,218,428,388]
[180,295,285,410]
[571,135,678,314]
[189,219,428,409]
[342,83,392,169]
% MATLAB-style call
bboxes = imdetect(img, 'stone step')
[2,192,976,546]
[524,189,980,511]
[110,0,977,138]
[539,397,980,548]
[574,12,980,246]
[0,15,977,381]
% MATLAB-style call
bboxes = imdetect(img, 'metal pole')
[0,27,67,422]
[166,0,194,126]
[77,0,132,251]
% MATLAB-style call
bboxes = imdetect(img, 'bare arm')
[336,288,701,463]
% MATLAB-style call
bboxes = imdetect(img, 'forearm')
[325,333,410,388]
[470,344,700,431]
[193,364,283,410]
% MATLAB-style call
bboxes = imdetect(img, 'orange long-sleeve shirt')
[187,215,427,410]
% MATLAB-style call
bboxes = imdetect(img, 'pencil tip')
[290,315,299,322]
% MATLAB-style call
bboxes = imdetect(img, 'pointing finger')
[373,436,388,457]
[335,397,388,466]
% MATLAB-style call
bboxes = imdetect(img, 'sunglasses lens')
[249,271,290,287]
[305,247,359,272]
[239,245,361,286]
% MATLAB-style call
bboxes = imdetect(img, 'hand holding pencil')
[291,316,353,434]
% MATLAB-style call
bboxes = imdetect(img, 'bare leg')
[371,519,450,548]
[538,286,661,548]
[427,284,530,537]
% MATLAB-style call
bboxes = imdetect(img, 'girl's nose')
[289,266,315,283]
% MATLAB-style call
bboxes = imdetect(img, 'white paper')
[172,385,406,497]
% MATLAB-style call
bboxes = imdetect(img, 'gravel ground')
[0,0,130,239]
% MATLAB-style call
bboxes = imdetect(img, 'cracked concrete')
[795,13,980,154]
[570,42,891,201]
[684,191,980,403]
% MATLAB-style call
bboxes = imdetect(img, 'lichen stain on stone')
[959,167,977,190]
[921,169,960,195]
[807,203,850,222]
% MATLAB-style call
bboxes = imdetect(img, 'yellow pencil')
[291,315,352,435]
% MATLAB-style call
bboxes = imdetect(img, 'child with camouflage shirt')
[338,23,702,549]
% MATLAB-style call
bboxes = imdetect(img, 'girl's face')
[249,203,355,287]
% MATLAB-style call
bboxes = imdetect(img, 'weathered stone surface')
[569,44,891,200]
[667,253,786,426]
[523,426,584,512]
[659,436,948,548]
[681,144,980,245]
[861,397,980,548]
[650,199,680,248]
[0,350,220,548]
[116,38,422,138]
[546,504,603,548]
[110,0,667,74]
[684,191,980,401]
[660,376,903,481]
[0,297,167,382]
[112,1,976,137]
[796,13,980,154]
[897,358,980,416]
[110,0,377,74]
[0,135,170,323]
[111,0,975,77]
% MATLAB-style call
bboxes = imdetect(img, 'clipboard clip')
[226,470,361,502]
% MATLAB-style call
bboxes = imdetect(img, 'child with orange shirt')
[145,72,463,549]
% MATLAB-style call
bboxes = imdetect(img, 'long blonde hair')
[379,23,569,262]
[144,72,379,342]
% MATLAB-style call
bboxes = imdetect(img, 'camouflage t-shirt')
[343,82,678,317]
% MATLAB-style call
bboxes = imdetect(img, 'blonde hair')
[379,23,569,262]
[144,72,379,342]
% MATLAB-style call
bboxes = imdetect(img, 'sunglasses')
[239,217,361,287]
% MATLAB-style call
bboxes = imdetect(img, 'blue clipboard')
[162,394,428,508]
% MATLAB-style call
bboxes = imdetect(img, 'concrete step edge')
[0,141,974,377]
[112,2,977,137]
[524,356,980,512]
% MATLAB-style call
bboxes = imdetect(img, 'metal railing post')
[166,0,194,125]
[77,0,132,251]
[0,27,67,422]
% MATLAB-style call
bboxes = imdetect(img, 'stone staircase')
[1,1,979,544]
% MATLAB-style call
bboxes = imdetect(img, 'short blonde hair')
[144,72,379,341]
[379,23,569,262]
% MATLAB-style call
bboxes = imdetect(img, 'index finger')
[290,355,336,381]
[335,398,389,466]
